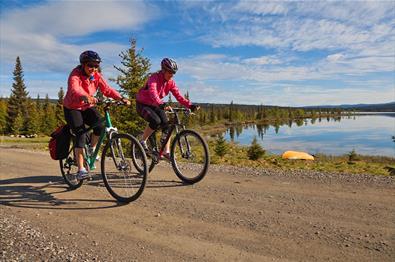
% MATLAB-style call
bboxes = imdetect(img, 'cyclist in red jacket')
[136,58,199,159]
[63,50,129,180]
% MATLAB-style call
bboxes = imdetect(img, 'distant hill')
[302,102,395,112]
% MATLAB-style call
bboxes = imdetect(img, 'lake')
[223,113,395,157]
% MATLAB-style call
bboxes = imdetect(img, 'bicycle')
[132,107,210,184]
[59,99,148,203]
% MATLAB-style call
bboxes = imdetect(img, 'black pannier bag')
[49,125,71,160]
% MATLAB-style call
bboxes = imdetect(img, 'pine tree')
[0,98,7,133]
[111,38,151,134]
[41,94,57,134]
[168,94,174,106]
[7,56,29,134]
[214,134,228,158]
[209,104,215,123]
[11,109,24,135]
[229,100,234,122]
[24,98,40,134]
[26,98,40,134]
[247,137,265,160]
[56,87,66,126]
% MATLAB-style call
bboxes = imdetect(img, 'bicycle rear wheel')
[59,146,83,190]
[132,133,158,173]
[171,129,210,184]
[101,133,148,203]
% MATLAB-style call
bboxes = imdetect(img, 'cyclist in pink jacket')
[136,58,199,159]
[64,50,129,180]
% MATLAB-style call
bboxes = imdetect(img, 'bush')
[385,166,395,176]
[214,134,228,158]
[247,137,265,160]
[348,149,359,163]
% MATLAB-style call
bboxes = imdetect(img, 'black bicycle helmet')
[79,50,101,64]
[161,58,178,74]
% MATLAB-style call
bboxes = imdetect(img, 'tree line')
[0,38,352,136]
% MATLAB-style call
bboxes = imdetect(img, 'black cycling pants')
[64,107,103,148]
[136,102,169,131]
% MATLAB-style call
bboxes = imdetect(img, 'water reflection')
[224,113,395,157]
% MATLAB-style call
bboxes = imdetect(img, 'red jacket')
[136,71,191,108]
[63,66,122,110]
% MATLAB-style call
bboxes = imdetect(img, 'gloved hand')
[159,103,167,109]
[190,104,199,112]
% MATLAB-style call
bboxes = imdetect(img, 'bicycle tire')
[59,146,83,190]
[170,129,210,184]
[131,133,157,173]
[101,133,148,203]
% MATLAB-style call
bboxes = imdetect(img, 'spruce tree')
[41,94,57,134]
[111,38,151,134]
[11,109,24,135]
[214,134,228,158]
[210,104,215,123]
[247,137,265,160]
[56,87,66,126]
[168,94,173,106]
[7,56,29,134]
[0,98,7,133]
[229,100,234,122]
[26,98,40,134]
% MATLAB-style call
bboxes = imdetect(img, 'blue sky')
[0,0,394,106]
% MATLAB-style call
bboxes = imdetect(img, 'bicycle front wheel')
[171,129,210,184]
[101,133,148,203]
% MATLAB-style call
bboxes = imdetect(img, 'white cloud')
[234,1,288,15]
[1,1,156,37]
[243,56,282,65]
[326,53,345,63]
[0,1,156,74]
[200,1,395,64]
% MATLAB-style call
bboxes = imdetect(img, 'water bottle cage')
[106,127,118,133]
[106,127,118,139]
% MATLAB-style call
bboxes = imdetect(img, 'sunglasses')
[86,63,100,69]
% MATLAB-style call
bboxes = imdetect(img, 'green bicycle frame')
[86,110,114,170]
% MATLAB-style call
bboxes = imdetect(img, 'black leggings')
[64,107,103,148]
[136,102,169,131]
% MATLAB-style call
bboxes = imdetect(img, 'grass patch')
[207,139,394,176]
[2,135,394,176]
[0,135,50,151]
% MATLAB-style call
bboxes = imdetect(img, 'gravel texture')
[0,211,99,261]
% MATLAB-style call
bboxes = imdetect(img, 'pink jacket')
[136,71,191,108]
[63,66,122,110]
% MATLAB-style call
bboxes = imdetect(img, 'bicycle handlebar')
[166,107,195,117]
[97,99,128,108]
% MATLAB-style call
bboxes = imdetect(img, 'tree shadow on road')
[0,175,123,210]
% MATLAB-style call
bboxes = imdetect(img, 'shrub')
[348,149,359,163]
[385,166,395,176]
[247,137,265,160]
[214,134,228,158]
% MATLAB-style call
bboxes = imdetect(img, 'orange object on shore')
[282,151,314,160]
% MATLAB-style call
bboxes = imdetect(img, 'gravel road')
[1,147,394,261]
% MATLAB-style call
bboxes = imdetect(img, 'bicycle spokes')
[171,130,209,184]
[59,148,83,190]
[102,133,147,203]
